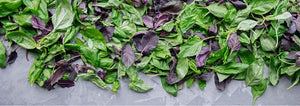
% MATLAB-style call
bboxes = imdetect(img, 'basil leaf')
[0,41,6,68]
[237,19,258,31]
[206,3,228,18]
[269,56,279,86]
[80,25,107,51]
[161,77,177,96]
[246,59,265,86]
[78,70,108,89]
[63,26,80,44]
[250,0,279,15]
[251,78,268,105]
[260,35,276,52]
[176,58,189,80]
[52,0,75,30]
[0,0,22,18]
[37,32,62,49]
[265,12,292,20]
[5,31,37,49]
[177,36,204,58]
[209,62,249,75]
[121,43,136,68]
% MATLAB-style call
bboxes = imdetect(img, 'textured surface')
[1,36,300,105]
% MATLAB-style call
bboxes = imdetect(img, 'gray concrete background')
[0,35,300,105]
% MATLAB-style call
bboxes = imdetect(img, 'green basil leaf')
[105,71,117,84]
[177,36,204,58]
[206,3,228,18]
[198,80,206,90]
[0,0,22,18]
[12,14,32,27]
[150,58,170,70]
[94,0,122,9]
[239,47,256,65]
[176,58,189,80]
[269,56,279,86]
[260,35,276,52]
[265,12,292,20]
[37,32,62,49]
[161,77,177,96]
[0,41,6,68]
[285,65,300,76]
[246,59,265,86]
[78,70,108,89]
[209,62,249,75]
[28,59,45,85]
[151,41,171,59]
[250,0,279,15]
[251,78,268,105]
[111,9,123,26]
[63,26,80,44]
[52,0,75,30]
[237,19,258,31]
[5,31,37,49]
[80,25,107,51]
[187,77,195,88]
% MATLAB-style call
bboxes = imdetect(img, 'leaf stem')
[203,36,216,41]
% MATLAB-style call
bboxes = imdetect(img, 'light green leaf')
[177,36,204,58]
[237,20,258,31]
[176,58,189,81]
[5,31,37,49]
[251,78,268,105]
[52,0,75,30]
[246,59,264,86]
[206,3,228,18]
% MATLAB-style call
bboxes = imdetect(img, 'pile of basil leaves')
[0,0,300,104]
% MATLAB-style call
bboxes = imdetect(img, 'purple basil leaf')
[228,33,241,51]
[31,15,46,30]
[78,0,87,10]
[286,51,300,60]
[166,56,179,85]
[134,30,149,36]
[158,1,183,15]
[121,43,136,68]
[295,16,300,32]
[33,34,47,42]
[133,0,142,7]
[142,16,154,28]
[69,64,79,81]
[79,15,87,21]
[142,0,150,5]
[211,40,221,51]
[281,38,292,51]
[214,73,232,91]
[196,47,211,67]
[133,37,143,52]
[112,45,121,56]
[140,30,159,55]
[254,21,270,30]
[98,71,107,81]
[7,50,17,64]
[230,0,247,10]
[57,80,75,88]
[197,71,213,81]
[291,36,300,47]
[194,32,207,39]
[207,24,218,36]
[159,31,171,37]
[285,22,297,35]
[100,26,115,42]
[44,65,70,90]
[154,14,170,29]
[296,58,300,66]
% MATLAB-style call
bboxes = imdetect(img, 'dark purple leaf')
[230,0,247,10]
[142,16,154,28]
[281,38,292,51]
[295,17,300,32]
[291,36,300,47]
[78,0,87,10]
[285,22,297,35]
[196,47,211,67]
[159,31,171,37]
[33,34,47,42]
[57,80,75,88]
[140,31,159,54]
[142,0,150,5]
[7,50,17,64]
[254,21,270,30]
[166,56,179,85]
[183,0,194,4]
[296,58,300,66]
[158,1,183,15]
[228,33,241,51]
[197,71,213,81]
[133,0,142,7]
[207,24,218,36]
[112,45,121,56]
[214,73,232,91]
[286,51,300,59]
[134,30,149,36]
[44,65,71,90]
[211,40,221,51]
[98,71,107,81]
[154,14,171,29]
[100,26,115,42]
[121,43,136,68]
[31,15,46,30]
[79,15,87,21]
[133,30,159,55]
[194,32,207,39]
[69,64,79,81]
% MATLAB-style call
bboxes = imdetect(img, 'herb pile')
[0,0,300,104]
